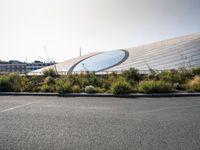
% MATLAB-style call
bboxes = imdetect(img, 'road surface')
[0,96,200,150]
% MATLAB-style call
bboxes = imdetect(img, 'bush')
[111,80,132,94]
[77,72,101,88]
[72,85,81,93]
[40,76,55,92]
[122,68,141,82]
[56,78,72,93]
[159,70,186,85]
[0,76,12,92]
[101,79,111,90]
[24,76,43,92]
[8,73,22,92]
[0,73,22,92]
[96,87,107,93]
[187,76,200,92]
[42,68,57,78]
[44,76,56,85]
[192,67,200,76]
[88,73,99,87]
[21,76,34,92]
[178,67,193,81]
[138,80,172,94]
[85,85,96,93]
[67,74,78,85]
[40,84,51,92]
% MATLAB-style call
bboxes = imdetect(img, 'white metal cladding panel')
[123,48,200,69]
[107,33,200,71]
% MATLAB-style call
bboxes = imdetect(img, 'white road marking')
[102,105,200,115]
[0,102,38,113]
[139,105,200,114]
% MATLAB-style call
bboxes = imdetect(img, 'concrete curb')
[0,92,58,96]
[0,92,200,98]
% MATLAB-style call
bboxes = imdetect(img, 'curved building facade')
[30,32,200,75]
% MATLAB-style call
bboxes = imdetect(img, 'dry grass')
[187,76,200,92]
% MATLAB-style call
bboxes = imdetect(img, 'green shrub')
[96,87,107,93]
[88,73,98,86]
[122,68,141,82]
[159,70,186,84]
[44,76,56,85]
[79,78,90,88]
[8,73,22,92]
[111,80,132,94]
[0,73,22,92]
[72,85,81,93]
[138,80,172,94]
[40,76,56,92]
[108,72,119,82]
[85,85,96,93]
[178,67,193,81]
[25,76,43,92]
[192,67,200,76]
[101,79,111,90]
[67,74,78,85]
[77,72,101,88]
[40,84,51,92]
[0,76,12,92]
[56,78,72,93]
[42,68,57,78]
[187,76,200,92]
[21,76,34,92]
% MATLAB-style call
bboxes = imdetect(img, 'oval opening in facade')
[71,50,128,73]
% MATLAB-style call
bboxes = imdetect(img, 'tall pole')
[79,47,82,57]
[44,45,50,62]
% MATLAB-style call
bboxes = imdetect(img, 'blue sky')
[0,0,200,62]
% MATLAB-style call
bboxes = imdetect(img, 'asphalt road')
[0,96,200,150]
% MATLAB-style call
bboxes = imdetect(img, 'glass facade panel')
[72,50,127,72]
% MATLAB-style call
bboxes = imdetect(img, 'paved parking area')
[0,96,200,150]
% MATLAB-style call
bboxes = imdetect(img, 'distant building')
[0,60,27,74]
[26,60,56,72]
[0,60,56,74]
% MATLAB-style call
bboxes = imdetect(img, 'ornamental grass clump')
[42,68,58,78]
[122,68,141,83]
[187,76,200,92]
[138,80,172,94]
[111,80,132,94]
[159,70,185,84]
[55,77,72,93]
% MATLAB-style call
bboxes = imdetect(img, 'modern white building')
[30,32,200,75]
